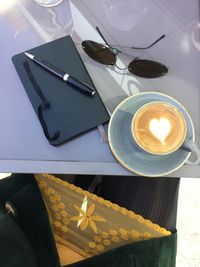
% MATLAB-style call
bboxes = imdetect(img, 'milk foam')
[149,117,171,145]
[132,102,186,154]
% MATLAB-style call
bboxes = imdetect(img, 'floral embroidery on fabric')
[84,227,149,256]
[71,201,105,233]
[37,179,70,237]
[36,174,171,260]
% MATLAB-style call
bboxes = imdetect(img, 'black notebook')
[12,36,110,146]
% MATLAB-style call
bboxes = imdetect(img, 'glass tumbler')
[34,0,64,7]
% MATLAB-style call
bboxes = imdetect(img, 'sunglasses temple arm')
[95,26,165,51]
[131,34,166,49]
[95,26,114,50]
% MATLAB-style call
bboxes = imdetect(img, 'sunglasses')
[82,27,168,78]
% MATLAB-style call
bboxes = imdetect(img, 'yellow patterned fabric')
[35,174,171,260]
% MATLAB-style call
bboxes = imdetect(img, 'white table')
[0,0,200,177]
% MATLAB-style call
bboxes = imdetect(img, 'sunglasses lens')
[128,59,168,78]
[82,40,116,65]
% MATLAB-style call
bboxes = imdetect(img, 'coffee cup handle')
[181,139,200,165]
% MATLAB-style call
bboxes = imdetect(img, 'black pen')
[24,52,95,96]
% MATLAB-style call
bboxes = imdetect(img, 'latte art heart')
[149,117,171,145]
[132,102,187,154]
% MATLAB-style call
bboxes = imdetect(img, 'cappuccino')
[132,102,187,154]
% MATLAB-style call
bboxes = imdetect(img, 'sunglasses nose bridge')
[111,48,118,56]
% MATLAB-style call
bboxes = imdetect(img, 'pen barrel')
[67,76,95,96]
[34,57,65,78]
